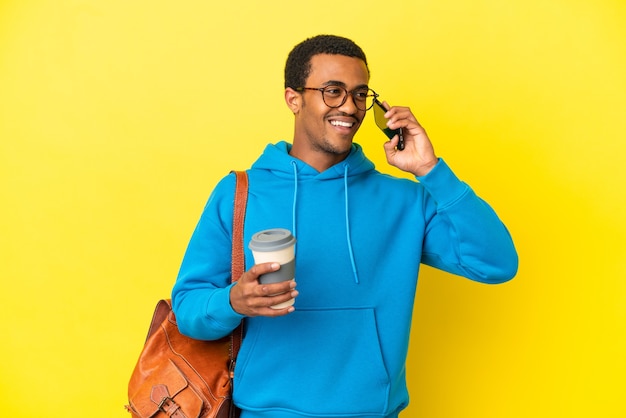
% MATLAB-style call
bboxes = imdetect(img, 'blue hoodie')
[172,141,518,418]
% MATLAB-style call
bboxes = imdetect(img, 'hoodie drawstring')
[290,161,298,239]
[343,164,360,284]
[289,160,360,285]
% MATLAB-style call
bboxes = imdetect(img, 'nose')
[338,92,359,114]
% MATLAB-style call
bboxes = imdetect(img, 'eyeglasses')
[295,85,379,111]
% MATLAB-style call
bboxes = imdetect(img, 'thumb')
[384,136,398,150]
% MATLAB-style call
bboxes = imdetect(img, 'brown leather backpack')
[126,171,247,418]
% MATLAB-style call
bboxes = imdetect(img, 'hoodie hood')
[251,141,376,284]
[251,141,375,180]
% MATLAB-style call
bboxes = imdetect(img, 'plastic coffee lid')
[248,228,296,251]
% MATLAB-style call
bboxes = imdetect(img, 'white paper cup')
[248,228,296,309]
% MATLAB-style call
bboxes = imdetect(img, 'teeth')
[330,120,354,128]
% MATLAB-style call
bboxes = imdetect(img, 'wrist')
[412,158,439,177]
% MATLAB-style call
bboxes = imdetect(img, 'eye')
[353,89,369,100]
[323,86,344,97]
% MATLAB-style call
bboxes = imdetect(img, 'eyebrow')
[322,80,369,90]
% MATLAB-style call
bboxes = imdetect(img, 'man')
[172,34,518,418]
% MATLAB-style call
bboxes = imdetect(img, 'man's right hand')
[230,262,298,317]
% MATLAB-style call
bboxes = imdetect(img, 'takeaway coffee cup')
[248,228,296,309]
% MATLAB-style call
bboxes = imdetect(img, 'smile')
[330,120,355,128]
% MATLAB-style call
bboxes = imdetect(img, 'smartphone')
[373,98,404,150]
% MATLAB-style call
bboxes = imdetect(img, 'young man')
[172,35,518,418]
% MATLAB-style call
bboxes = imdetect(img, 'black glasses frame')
[295,86,379,111]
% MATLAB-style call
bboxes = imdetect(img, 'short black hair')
[284,35,369,89]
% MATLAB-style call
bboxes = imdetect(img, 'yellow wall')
[1,0,624,417]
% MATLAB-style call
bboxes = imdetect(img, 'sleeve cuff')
[207,283,246,330]
[415,158,469,209]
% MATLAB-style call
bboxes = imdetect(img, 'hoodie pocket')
[234,308,391,415]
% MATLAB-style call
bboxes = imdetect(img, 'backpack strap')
[230,170,248,378]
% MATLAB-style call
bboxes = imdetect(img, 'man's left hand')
[381,103,438,177]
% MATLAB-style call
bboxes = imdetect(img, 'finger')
[255,284,298,312]
[389,108,417,125]
[264,289,299,308]
[390,118,422,136]
[385,110,416,131]
[241,262,281,283]
[249,288,298,316]
[256,304,296,317]
[249,279,296,304]
[258,279,297,296]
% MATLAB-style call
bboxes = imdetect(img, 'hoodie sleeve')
[171,173,245,340]
[416,159,518,284]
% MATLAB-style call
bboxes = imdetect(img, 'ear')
[285,88,301,114]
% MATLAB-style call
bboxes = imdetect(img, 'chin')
[333,135,357,149]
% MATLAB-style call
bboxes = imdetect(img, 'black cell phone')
[373,98,404,150]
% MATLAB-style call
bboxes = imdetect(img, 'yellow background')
[1,0,624,417]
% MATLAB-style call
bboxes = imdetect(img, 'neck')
[289,142,349,172]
